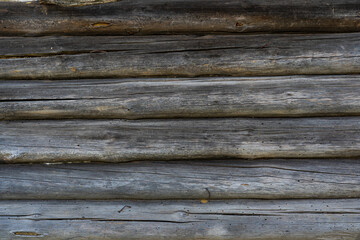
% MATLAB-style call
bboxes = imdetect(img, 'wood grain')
[1,0,360,36]
[2,117,360,163]
[1,199,360,239]
[1,33,360,79]
[1,75,360,120]
[2,159,360,200]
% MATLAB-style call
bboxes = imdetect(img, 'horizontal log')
[2,75,360,120]
[1,33,360,79]
[1,199,360,239]
[2,118,360,163]
[1,0,360,35]
[2,159,360,200]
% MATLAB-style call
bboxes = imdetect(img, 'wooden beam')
[1,0,360,35]
[2,159,360,200]
[1,199,360,239]
[1,34,360,79]
[2,75,360,120]
[2,117,360,163]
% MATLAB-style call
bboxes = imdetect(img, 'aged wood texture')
[1,199,360,239]
[1,75,360,120]
[2,117,360,163]
[1,33,360,79]
[1,0,360,36]
[1,159,360,200]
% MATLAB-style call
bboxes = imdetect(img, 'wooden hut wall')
[1,0,360,239]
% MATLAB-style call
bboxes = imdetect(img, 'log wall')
[1,1,360,239]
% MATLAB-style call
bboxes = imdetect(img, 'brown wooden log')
[1,199,360,239]
[1,75,360,120]
[2,117,360,163]
[1,0,360,36]
[1,159,360,200]
[1,34,360,79]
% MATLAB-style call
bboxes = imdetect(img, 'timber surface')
[1,1,360,239]
[1,75,360,120]
[1,199,360,239]
[1,0,360,36]
[1,159,360,200]
[2,117,360,163]
[1,33,360,79]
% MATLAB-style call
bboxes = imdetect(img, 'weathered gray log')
[1,0,360,36]
[1,33,360,79]
[2,117,360,163]
[2,159,360,200]
[2,75,360,120]
[1,199,360,239]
